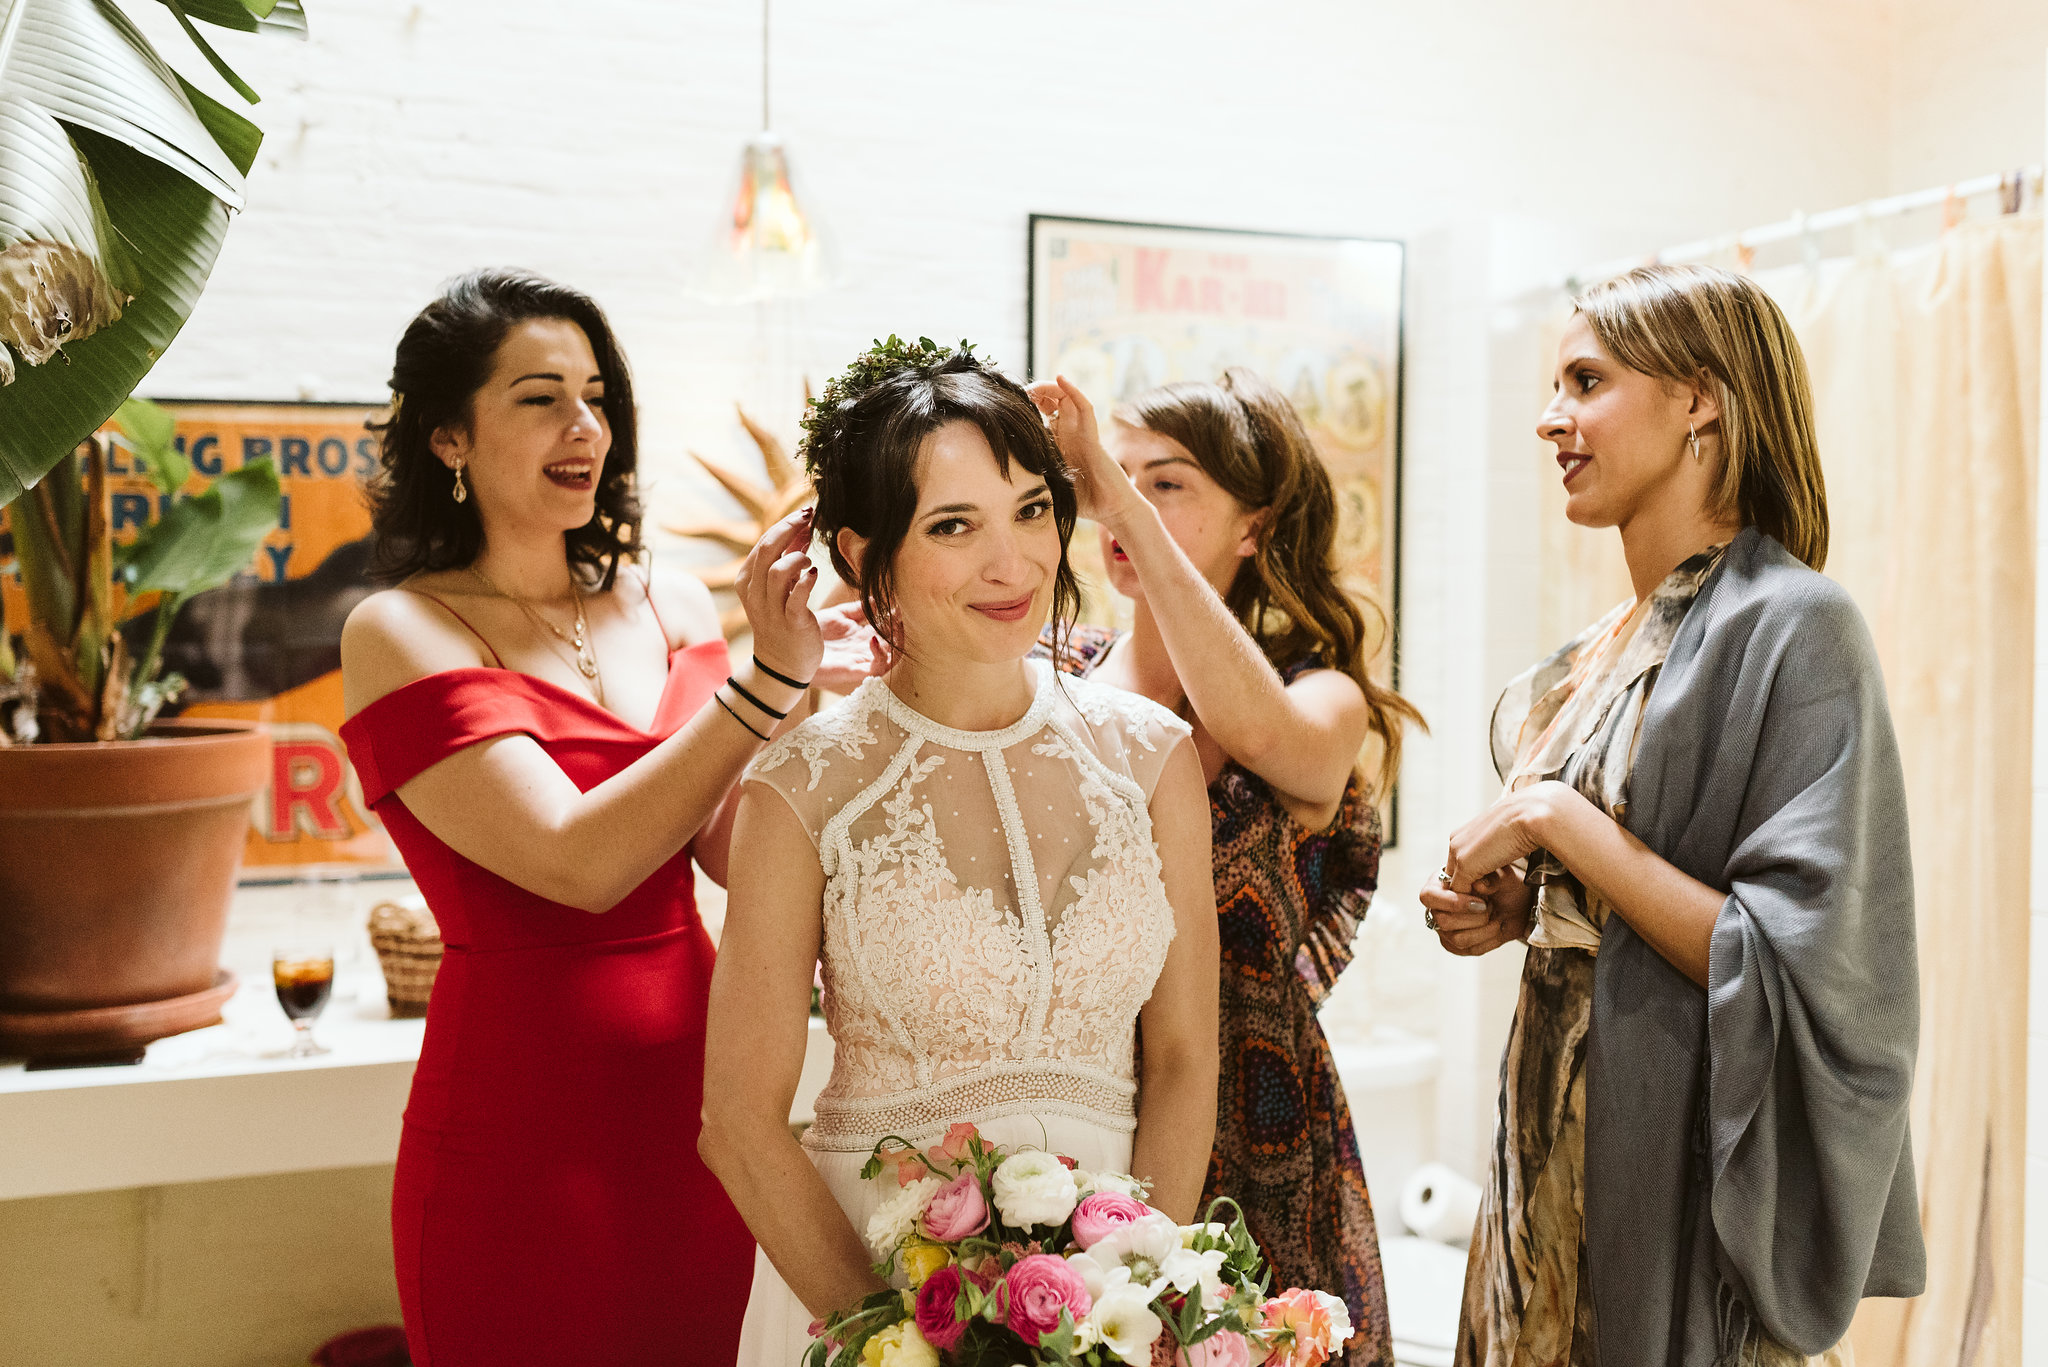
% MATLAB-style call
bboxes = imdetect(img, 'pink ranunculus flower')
[1178,1329,1253,1367]
[914,1265,971,1353]
[1069,1191,1155,1251]
[1260,1287,1344,1367]
[926,1121,981,1169]
[1004,1252,1093,1347]
[877,1142,930,1189]
[920,1170,992,1242]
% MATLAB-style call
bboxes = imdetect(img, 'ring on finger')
[1437,868,1453,887]
[1424,908,1439,931]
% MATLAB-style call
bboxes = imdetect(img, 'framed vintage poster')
[1027,216,1404,632]
[0,401,400,875]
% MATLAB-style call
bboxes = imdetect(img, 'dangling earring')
[451,461,468,503]
[1687,424,1702,462]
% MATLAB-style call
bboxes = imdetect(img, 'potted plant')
[0,1,309,1063]
[0,402,281,1062]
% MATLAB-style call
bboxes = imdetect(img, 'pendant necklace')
[470,565,604,703]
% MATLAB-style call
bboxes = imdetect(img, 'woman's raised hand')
[734,507,824,686]
[1026,375,1144,531]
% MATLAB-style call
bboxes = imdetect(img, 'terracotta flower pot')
[0,719,271,1063]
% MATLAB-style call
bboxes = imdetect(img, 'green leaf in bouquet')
[811,1290,908,1367]
[1036,1311,1082,1361]
[111,397,189,497]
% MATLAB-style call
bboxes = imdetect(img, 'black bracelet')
[725,675,789,721]
[752,654,811,690]
[714,690,770,741]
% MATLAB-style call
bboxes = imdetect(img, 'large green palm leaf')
[0,0,305,505]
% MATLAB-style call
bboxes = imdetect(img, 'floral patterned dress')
[1054,625,1396,1365]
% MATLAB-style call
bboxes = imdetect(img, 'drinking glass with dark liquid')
[273,944,335,1058]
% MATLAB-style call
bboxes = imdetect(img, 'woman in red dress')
[340,269,878,1366]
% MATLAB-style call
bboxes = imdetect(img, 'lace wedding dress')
[733,661,1191,1365]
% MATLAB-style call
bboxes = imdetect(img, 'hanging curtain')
[1772,213,2041,1367]
[1534,213,2042,1366]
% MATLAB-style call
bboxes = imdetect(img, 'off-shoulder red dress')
[340,636,753,1367]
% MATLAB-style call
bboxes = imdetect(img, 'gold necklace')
[469,565,604,700]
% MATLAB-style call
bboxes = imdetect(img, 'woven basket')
[368,897,442,1019]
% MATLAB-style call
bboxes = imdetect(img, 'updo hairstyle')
[800,340,1081,656]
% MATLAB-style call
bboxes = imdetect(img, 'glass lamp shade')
[685,133,840,303]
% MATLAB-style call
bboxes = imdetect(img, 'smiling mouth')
[1109,540,1129,563]
[970,594,1035,622]
[1559,454,1591,486]
[544,461,595,491]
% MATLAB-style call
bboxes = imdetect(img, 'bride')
[700,339,1220,1363]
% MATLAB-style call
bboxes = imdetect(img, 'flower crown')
[797,335,985,475]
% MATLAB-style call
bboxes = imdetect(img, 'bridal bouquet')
[805,1122,1351,1367]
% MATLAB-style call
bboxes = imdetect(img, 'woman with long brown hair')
[1034,367,1422,1366]
[1424,264,1924,1364]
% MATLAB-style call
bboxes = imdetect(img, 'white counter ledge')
[0,879,834,1202]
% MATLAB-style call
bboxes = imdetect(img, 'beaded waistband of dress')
[801,1062,1137,1152]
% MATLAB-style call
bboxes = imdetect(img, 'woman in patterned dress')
[1032,369,1424,1365]
[1423,266,1923,1365]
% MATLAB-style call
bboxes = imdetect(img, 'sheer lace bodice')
[745,663,1190,1152]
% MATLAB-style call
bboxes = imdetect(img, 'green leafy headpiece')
[797,335,983,475]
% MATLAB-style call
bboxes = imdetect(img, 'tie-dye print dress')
[1458,545,1851,1367]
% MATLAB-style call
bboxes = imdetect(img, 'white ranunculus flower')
[990,1150,1080,1229]
[1068,1250,1140,1304]
[1313,1289,1355,1349]
[1160,1245,1229,1310]
[1179,1220,1230,1248]
[1083,1212,1182,1297]
[1086,1284,1164,1364]
[864,1175,941,1258]
[1078,1170,1146,1198]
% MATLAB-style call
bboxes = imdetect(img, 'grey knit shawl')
[1585,526,1926,1365]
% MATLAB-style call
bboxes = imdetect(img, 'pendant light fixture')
[685,0,839,302]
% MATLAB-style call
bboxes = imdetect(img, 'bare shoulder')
[1283,665,1371,735]
[340,585,494,717]
[639,562,723,649]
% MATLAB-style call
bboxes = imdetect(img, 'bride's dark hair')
[800,338,1081,656]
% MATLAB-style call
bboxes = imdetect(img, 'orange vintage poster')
[0,403,397,873]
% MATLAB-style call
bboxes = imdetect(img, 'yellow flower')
[860,1321,939,1367]
[900,1240,953,1288]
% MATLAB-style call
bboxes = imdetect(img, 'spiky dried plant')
[665,402,815,637]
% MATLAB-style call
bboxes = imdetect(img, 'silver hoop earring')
[1687,425,1702,462]
[451,462,468,504]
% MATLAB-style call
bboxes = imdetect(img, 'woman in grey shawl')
[1423,264,1925,1367]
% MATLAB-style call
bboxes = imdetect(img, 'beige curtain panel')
[1534,213,2043,1367]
